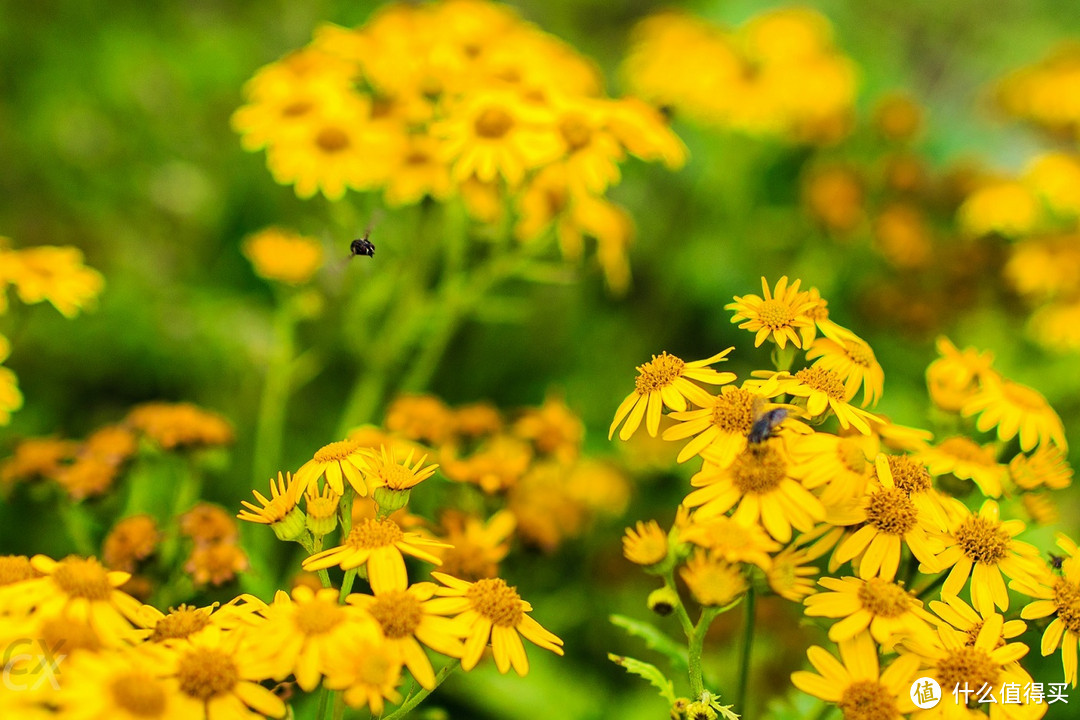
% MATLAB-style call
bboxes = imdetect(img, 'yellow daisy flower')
[918,437,1006,498]
[245,585,375,691]
[683,435,825,543]
[927,594,1027,650]
[304,482,340,538]
[1015,533,1080,686]
[757,367,879,434]
[1021,492,1059,525]
[875,453,952,532]
[322,632,403,715]
[427,572,564,675]
[362,444,439,492]
[935,500,1042,616]
[679,514,780,570]
[429,509,515,581]
[1,244,105,318]
[163,625,286,720]
[609,348,735,441]
[680,551,748,607]
[926,337,995,413]
[1009,444,1073,491]
[766,545,821,602]
[382,132,454,207]
[797,286,853,347]
[303,517,450,593]
[791,632,920,717]
[662,385,773,465]
[236,471,306,541]
[295,438,369,495]
[830,471,943,581]
[804,576,937,647]
[805,333,884,407]
[55,649,193,720]
[126,402,234,450]
[727,276,816,349]
[435,89,561,188]
[135,598,265,644]
[0,556,142,640]
[241,227,324,285]
[961,374,1066,452]
[347,582,467,690]
[788,431,873,506]
[622,520,669,567]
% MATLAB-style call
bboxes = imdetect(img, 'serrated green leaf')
[609,614,688,670]
[608,653,678,705]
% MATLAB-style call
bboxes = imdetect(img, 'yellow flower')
[926,337,995,413]
[1004,235,1080,302]
[788,431,873,506]
[441,434,532,493]
[322,631,403,714]
[302,517,449,592]
[241,227,324,285]
[246,585,375,691]
[803,165,864,233]
[295,438,369,495]
[382,133,453,207]
[180,503,239,545]
[237,471,305,540]
[126,402,234,450]
[957,180,1041,238]
[0,556,142,640]
[873,92,923,141]
[1009,444,1072,490]
[805,334,884,407]
[934,500,1042,616]
[961,374,1067,452]
[875,453,952,532]
[0,436,76,486]
[927,593,1027,650]
[918,437,1006,498]
[303,482,340,537]
[103,515,161,574]
[622,520,669,566]
[791,632,920,716]
[184,543,249,587]
[759,367,878,434]
[662,385,771,465]
[348,582,466,689]
[727,276,816,349]
[362,444,439,492]
[0,244,104,318]
[804,576,937,647]
[609,348,735,441]
[680,551,748,607]
[1021,492,1059,525]
[683,436,825,543]
[0,554,41,586]
[0,335,22,426]
[55,649,193,720]
[513,393,584,463]
[1028,298,1080,353]
[1015,533,1080,687]
[1025,151,1080,217]
[766,545,821,602]
[385,393,455,445]
[427,572,564,675]
[134,596,266,643]
[435,89,560,188]
[830,471,943,581]
[163,625,286,720]
[873,203,933,269]
[679,514,780,570]
[429,510,515,581]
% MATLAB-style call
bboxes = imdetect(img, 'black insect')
[1050,553,1066,571]
[748,407,788,444]
[349,233,375,258]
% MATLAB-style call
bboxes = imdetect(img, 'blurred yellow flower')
[806,333,884,407]
[918,436,1006,498]
[925,336,995,413]
[430,510,515,581]
[728,276,816,349]
[241,227,323,285]
[957,180,1040,238]
[1009,444,1072,491]
[622,520,668,566]
[1025,151,1080,216]
[1016,533,1080,686]
[0,243,104,318]
[55,649,192,720]
[680,551,747,607]
[961,374,1067,452]
[126,402,234,450]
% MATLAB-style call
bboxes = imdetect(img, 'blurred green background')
[3,1,1080,718]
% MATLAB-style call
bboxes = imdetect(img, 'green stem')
[688,607,720,698]
[735,585,756,714]
[253,290,298,485]
[59,500,96,556]
[330,688,346,720]
[316,686,331,720]
[382,664,458,720]
[663,572,694,638]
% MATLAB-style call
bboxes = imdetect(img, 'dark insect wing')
[1050,553,1065,571]
[747,408,788,444]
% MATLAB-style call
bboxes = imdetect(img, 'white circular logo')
[910,677,942,709]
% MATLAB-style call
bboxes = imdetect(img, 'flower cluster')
[622,9,857,143]
[610,276,1076,719]
[997,43,1080,138]
[232,0,685,292]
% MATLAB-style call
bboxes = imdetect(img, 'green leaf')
[608,653,678,706]
[609,614,688,670]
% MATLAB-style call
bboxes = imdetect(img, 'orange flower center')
[1053,578,1080,634]
[709,388,757,434]
[177,647,239,700]
[379,462,418,491]
[52,557,113,600]
[935,647,999,705]
[758,298,796,329]
[368,591,423,638]
[885,455,932,494]
[314,439,363,462]
[0,555,37,586]
[110,669,168,717]
[559,113,592,151]
[441,543,498,581]
[305,493,339,521]
[315,127,351,154]
[475,107,514,139]
[150,605,211,642]
[281,100,314,118]
[856,578,912,617]
[955,516,1009,564]
[837,679,897,720]
[346,518,404,549]
[865,488,917,535]
[844,340,875,368]
[466,578,524,627]
[794,366,846,400]
[41,616,102,653]
[634,352,686,394]
[730,440,787,494]
[294,597,344,635]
